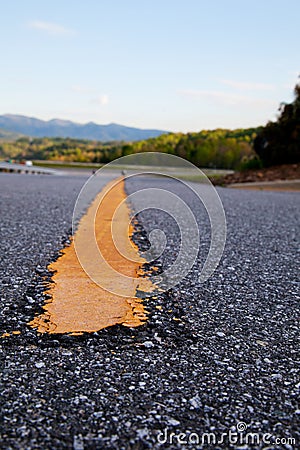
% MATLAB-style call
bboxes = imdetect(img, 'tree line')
[254,81,300,166]
[1,81,299,170]
[0,128,259,170]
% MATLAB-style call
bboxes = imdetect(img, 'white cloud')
[91,95,109,106]
[71,86,109,105]
[179,89,275,108]
[219,79,275,91]
[28,21,75,36]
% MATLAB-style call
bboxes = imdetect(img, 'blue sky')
[1,0,299,132]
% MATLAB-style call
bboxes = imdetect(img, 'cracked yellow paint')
[29,178,155,334]
[1,332,11,338]
[1,331,21,338]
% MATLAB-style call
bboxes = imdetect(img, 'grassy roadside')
[33,161,103,170]
[31,160,233,183]
[176,173,226,183]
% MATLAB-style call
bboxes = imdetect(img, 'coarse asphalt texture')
[0,172,299,449]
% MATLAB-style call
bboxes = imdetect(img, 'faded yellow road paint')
[1,331,21,338]
[29,178,155,334]
[1,332,11,338]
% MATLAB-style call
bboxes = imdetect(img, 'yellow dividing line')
[29,177,155,334]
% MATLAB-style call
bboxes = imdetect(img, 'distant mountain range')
[0,114,168,142]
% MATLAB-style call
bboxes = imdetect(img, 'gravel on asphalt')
[0,172,299,449]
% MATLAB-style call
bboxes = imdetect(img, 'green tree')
[254,80,300,166]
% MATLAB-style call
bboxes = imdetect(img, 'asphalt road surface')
[0,172,299,449]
